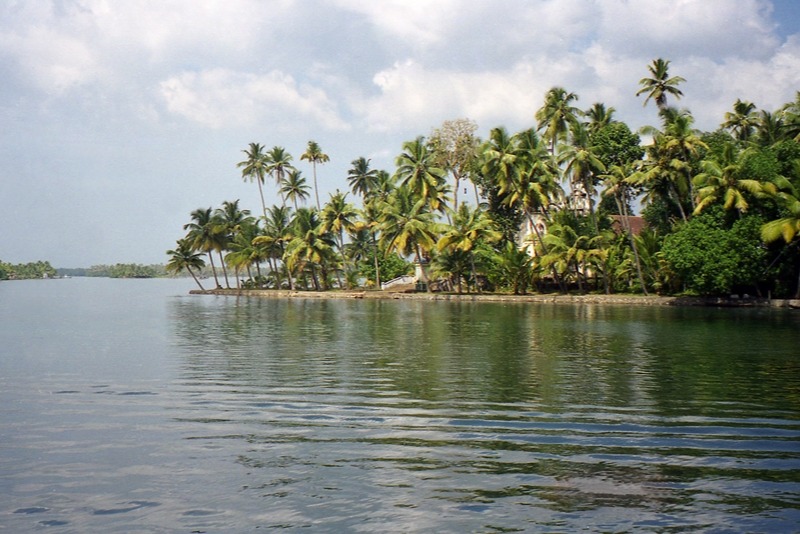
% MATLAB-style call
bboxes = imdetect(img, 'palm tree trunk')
[372,232,381,289]
[313,162,321,212]
[617,194,649,295]
[218,251,230,288]
[415,244,431,293]
[526,211,565,293]
[186,266,205,290]
[207,252,220,288]
[257,177,268,221]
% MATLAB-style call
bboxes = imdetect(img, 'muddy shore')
[189,288,800,308]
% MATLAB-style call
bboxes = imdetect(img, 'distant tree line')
[58,264,167,278]
[0,260,57,280]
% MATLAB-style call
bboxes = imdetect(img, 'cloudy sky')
[1,0,799,267]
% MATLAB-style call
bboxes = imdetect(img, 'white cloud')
[159,68,350,131]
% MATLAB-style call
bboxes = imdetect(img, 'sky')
[1,0,799,268]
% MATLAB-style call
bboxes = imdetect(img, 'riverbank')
[189,288,800,308]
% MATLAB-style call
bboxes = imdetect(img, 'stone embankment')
[189,288,800,308]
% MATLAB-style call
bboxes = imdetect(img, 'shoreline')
[189,288,800,308]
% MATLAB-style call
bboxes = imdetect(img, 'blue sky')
[1,0,799,267]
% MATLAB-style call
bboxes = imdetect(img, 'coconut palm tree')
[761,188,800,298]
[558,122,606,232]
[300,140,330,211]
[285,207,335,291]
[183,207,223,288]
[693,143,775,216]
[347,157,379,200]
[395,136,448,217]
[585,102,616,134]
[215,200,253,288]
[378,185,442,292]
[535,86,581,153]
[601,164,648,294]
[265,146,295,206]
[237,142,270,220]
[254,205,294,289]
[437,204,501,292]
[166,238,206,290]
[636,58,685,110]
[491,241,533,295]
[722,99,759,143]
[321,190,358,288]
[280,169,311,211]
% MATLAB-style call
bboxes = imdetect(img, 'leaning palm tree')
[237,142,270,220]
[636,58,685,110]
[183,207,223,288]
[166,238,206,290]
[280,170,311,211]
[300,140,330,211]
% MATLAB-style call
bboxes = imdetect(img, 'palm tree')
[285,207,335,291]
[300,140,330,211]
[601,164,648,294]
[491,241,533,295]
[237,142,270,220]
[215,200,253,288]
[437,204,501,292]
[693,143,775,216]
[722,99,759,143]
[166,238,206,290]
[394,136,448,217]
[183,207,223,288]
[254,205,294,289]
[378,185,442,292]
[761,189,800,298]
[755,110,785,146]
[280,170,311,211]
[265,146,295,206]
[535,86,581,153]
[558,122,606,232]
[321,190,358,288]
[347,157,379,200]
[636,58,685,110]
[585,102,616,134]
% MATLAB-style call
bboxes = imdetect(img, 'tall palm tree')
[280,169,311,211]
[254,205,295,289]
[722,99,759,143]
[285,207,335,291]
[166,238,206,290]
[558,122,606,232]
[755,110,785,146]
[215,200,253,288]
[237,142,270,220]
[394,136,448,217]
[300,140,330,211]
[761,188,800,298]
[265,146,295,206]
[321,191,358,288]
[347,157,379,200]
[636,58,685,110]
[535,86,581,153]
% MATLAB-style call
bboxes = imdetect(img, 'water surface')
[1,278,799,532]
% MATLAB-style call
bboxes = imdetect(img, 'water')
[1,278,799,532]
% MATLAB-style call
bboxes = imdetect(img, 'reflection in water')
[167,297,800,531]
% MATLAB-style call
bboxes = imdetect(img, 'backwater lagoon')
[1,278,799,532]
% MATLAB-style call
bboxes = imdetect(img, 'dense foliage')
[169,59,800,298]
[58,264,166,278]
[0,260,57,280]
